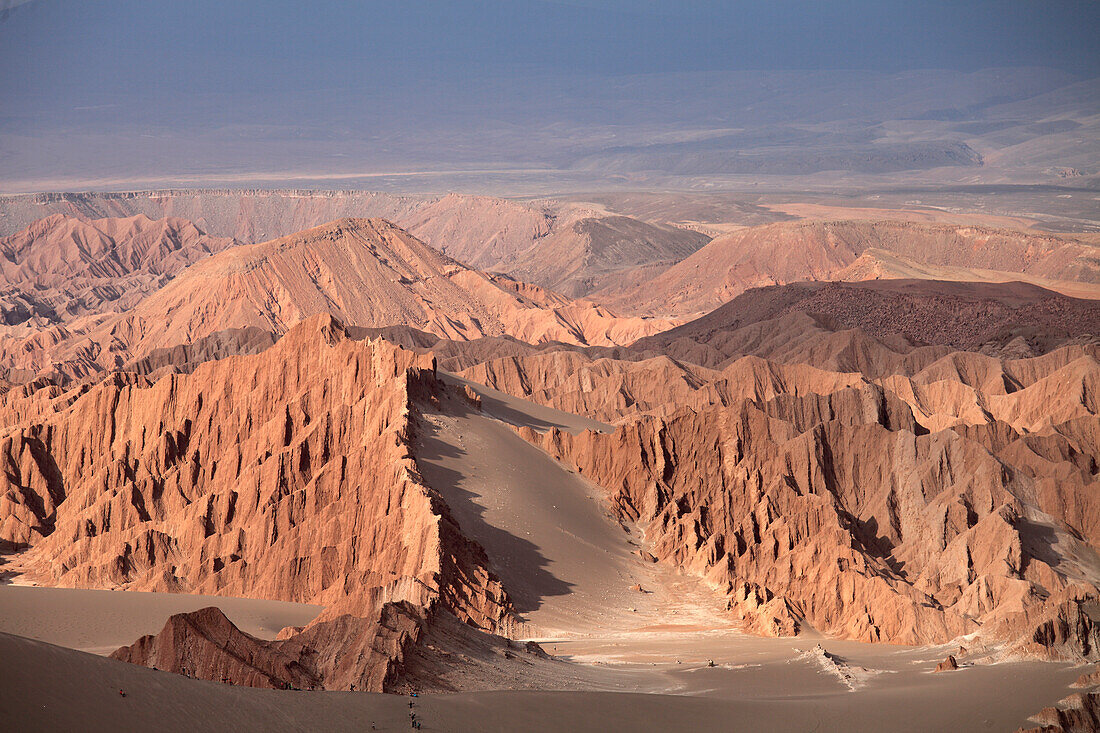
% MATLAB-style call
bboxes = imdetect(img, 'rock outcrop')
[934,655,958,672]
[515,352,1100,655]
[1017,691,1100,733]
[110,604,427,692]
[1074,667,1100,689]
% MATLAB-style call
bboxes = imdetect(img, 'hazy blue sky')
[1,0,1098,100]
[1,0,1097,191]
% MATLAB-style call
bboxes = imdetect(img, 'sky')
[0,0,1097,191]
[1,0,1098,101]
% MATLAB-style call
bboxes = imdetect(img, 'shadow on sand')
[413,409,575,617]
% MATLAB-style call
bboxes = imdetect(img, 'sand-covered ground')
[2,629,1081,732]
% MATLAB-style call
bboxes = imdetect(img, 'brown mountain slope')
[2,303,1098,696]
[371,280,1100,659]
[0,191,712,300]
[630,279,1100,370]
[388,192,556,269]
[0,214,235,325]
[355,280,1100,399]
[500,212,710,298]
[0,315,513,691]
[0,218,675,382]
[493,340,1100,658]
[594,220,1100,316]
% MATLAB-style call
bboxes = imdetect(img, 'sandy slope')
[427,373,744,639]
[419,375,684,636]
[441,373,611,435]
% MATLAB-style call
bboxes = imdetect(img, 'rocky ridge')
[0,214,235,326]
[1,315,517,690]
[0,218,675,383]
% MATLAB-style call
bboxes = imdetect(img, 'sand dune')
[0,609,1084,732]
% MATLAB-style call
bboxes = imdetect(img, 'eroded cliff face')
[519,360,1100,658]
[109,603,428,692]
[0,314,513,690]
[1017,690,1100,733]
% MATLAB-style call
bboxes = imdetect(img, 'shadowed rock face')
[935,655,958,672]
[1,315,513,690]
[630,279,1100,366]
[1017,691,1100,733]
[110,604,425,692]
[110,606,324,690]
[0,204,1098,702]
[521,389,1100,657]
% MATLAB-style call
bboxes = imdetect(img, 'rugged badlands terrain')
[1,200,1100,732]
[0,215,674,383]
[594,219,1100,316]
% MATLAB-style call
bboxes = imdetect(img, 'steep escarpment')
[444,282,1100,658]
[350,281,1100,405]
[424,278,1100,659]
[0,315,514,690]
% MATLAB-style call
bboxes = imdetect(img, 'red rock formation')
[934,655,958,672]
[1017,691,1100,733]
[0,191,710,301]
[500,211,709,298]
[110,606,322,689]
[519,374,1100,655]
[1074,667,1100,689]
[0,218,676,382]
[629,279,1100,369]
[110,603,429,692]
[1,315,514,689]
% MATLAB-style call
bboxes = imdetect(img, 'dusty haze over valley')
[1,2,1099,732]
